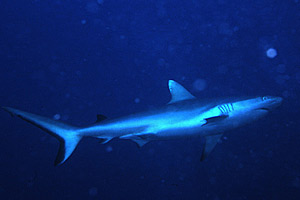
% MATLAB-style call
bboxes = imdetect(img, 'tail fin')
[2,107,82,166]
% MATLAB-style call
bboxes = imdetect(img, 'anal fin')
[201,134,223,161]
[120,133,151,147]
[97,137,113,144]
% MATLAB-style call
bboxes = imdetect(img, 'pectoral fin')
[202,115,228,126]
[201,134,223,161]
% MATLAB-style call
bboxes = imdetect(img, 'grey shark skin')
[2,80,282,165]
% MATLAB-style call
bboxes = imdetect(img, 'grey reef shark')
[2,80,282,166]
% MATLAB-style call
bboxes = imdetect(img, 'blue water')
[1,0,300,199]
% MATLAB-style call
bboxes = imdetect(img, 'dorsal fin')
[96,114,107,123]
[168,80,196,104]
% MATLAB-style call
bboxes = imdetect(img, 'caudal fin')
[2,107,82,166]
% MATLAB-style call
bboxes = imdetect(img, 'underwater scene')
[1,0,300,199]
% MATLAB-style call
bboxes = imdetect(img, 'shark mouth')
[257,108,270,112]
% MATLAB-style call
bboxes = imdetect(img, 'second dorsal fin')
[168,80,196,104]
[96,114,107,123]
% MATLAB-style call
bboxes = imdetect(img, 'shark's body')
[3,80,282,165]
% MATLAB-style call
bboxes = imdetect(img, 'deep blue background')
[1,0,300,199]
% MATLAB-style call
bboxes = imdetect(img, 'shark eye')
[262,96,268,101]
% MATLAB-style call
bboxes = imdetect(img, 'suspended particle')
[193,79,207,91]
[134,98,140,104]
[97,0,104,5]
[53,114,61,120]
[106,146,113,152]
[88,187,98,197]
[266,48,277,58]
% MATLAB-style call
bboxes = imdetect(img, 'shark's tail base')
[2,107,81,166]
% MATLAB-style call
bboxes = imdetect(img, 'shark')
[2,80,282,166]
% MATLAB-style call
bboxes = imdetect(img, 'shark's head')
[201,96,282,129]
[228,96,282,123]
[167,80,283,129]
[233,96,282,113]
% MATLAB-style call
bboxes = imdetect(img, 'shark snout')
[263,96,283,111]
[271,96,283,107]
